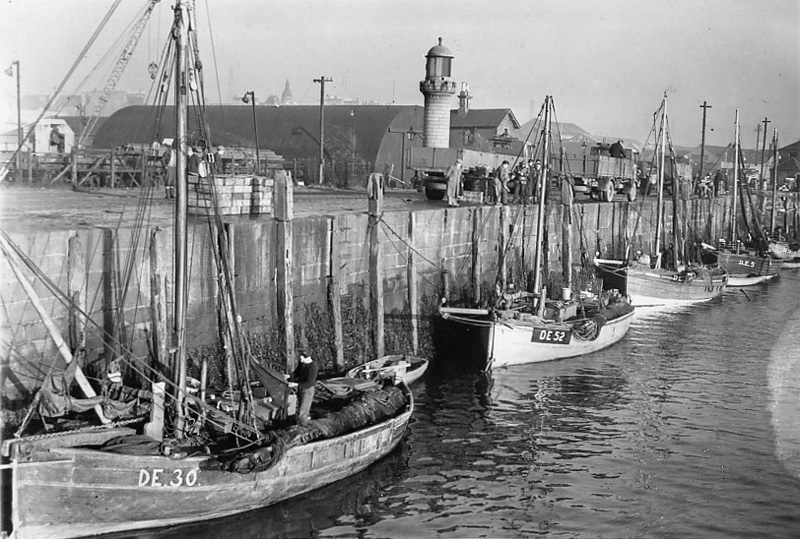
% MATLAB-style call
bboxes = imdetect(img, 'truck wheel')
[626,184,637,202]
[603,181,615,202]
[425,185,446,200]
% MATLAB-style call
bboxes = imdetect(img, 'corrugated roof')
[92,104,423,163]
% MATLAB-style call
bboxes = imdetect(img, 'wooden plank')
[67,232,85,353]
[0,234,109,424]
[149,229,168,373]
[499,205,509,291]
[102,229,120,362]
[368,173,384,358]
[471,206,482,305]
[274,172,296,371]
[407,211,419,355]
[328,217,344,369]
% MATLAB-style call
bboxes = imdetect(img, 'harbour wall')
[1,192,797,403]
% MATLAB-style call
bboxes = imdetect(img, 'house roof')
[450,108,519,129]
[777,156,800,173]
[514,119,589,140]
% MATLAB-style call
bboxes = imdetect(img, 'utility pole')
[698,101,711,181]
[313,76,332,184]
[760,117,771,180]
[754,124,761,163]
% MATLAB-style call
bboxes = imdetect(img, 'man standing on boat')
[289,351,318,425]
[445,157,463,207]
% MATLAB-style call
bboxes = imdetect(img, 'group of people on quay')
[445,156,546,207]
[158,140,226,199]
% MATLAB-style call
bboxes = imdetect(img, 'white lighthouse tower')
[419,38,456,148]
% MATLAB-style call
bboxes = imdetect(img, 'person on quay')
[162,141,176,199]
[511,162,528,204]
[445,157,463,207]
[609,140,625,158]
[187,146,201,179]
[493,160,511,205]
[289,351,318,425]
[529,159,543,203]
[212,145,225,174]
[49,124,65,154]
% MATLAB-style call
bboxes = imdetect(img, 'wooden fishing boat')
[710,248,780,278]
[347,355,429,386]
[726,273,778,287]
[595,259,728,305]
[593,93,728,306]
[697,115,778,285]
[3,382,412,539]
[768,240,800,260]
[1,3,413,538]
[435,96,634,370]
[439,294,635,369]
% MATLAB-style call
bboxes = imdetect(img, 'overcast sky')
[1,0,798,148]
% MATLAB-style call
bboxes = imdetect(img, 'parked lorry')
[560,143,639,202]
[410,147,520,200]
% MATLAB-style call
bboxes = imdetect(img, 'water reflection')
[107,275,800,539]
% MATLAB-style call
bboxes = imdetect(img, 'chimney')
[457,82,471,116]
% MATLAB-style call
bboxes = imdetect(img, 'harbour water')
[119,273,800,539]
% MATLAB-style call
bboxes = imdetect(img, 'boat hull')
[436,309,634,369]
[489,310,635,368]
[595,261,727,307]
[346,355,429,386]
[9,394,412,539]
[726,273,778,287]
[714,250,781,277]
[768,241,800,260]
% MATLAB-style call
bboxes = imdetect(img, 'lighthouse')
[419,38,456,148]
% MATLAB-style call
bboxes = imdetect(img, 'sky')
[1,0,798,149]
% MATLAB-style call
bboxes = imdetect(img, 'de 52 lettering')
[532,328,571,344]
[138,468,199,488]
[539,330,566,342]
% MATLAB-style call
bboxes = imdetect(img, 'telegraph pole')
[760,117,771,180]
[313,76,332,184]
[754,124,761,163]
[698,101,711,181]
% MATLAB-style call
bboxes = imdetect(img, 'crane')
[77,0,161,148]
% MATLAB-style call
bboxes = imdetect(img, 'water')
[119,274,800,539]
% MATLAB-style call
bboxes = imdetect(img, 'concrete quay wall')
[0,195,742,402]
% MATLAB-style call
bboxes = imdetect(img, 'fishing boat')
[437,96,634,370]
[0,3,412,538]
[699,111,779,286]
[347,355,429,386]
[594,93,728,306]
[766,139,800,265]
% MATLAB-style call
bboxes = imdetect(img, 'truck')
[410,147,520,200]
[560,143,639,202]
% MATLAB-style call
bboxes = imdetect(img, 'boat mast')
[174,0,189,436]
[730,109,740,244]
[654,92,667,259]
[770,128,778,233]
[532,95,551,301]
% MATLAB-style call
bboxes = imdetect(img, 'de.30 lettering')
[138,468,199,487]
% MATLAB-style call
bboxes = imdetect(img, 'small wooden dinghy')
[347,355,429,386]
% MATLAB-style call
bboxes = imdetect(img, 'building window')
[463,129,474,145]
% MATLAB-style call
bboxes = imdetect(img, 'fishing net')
[222,384,408,474]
